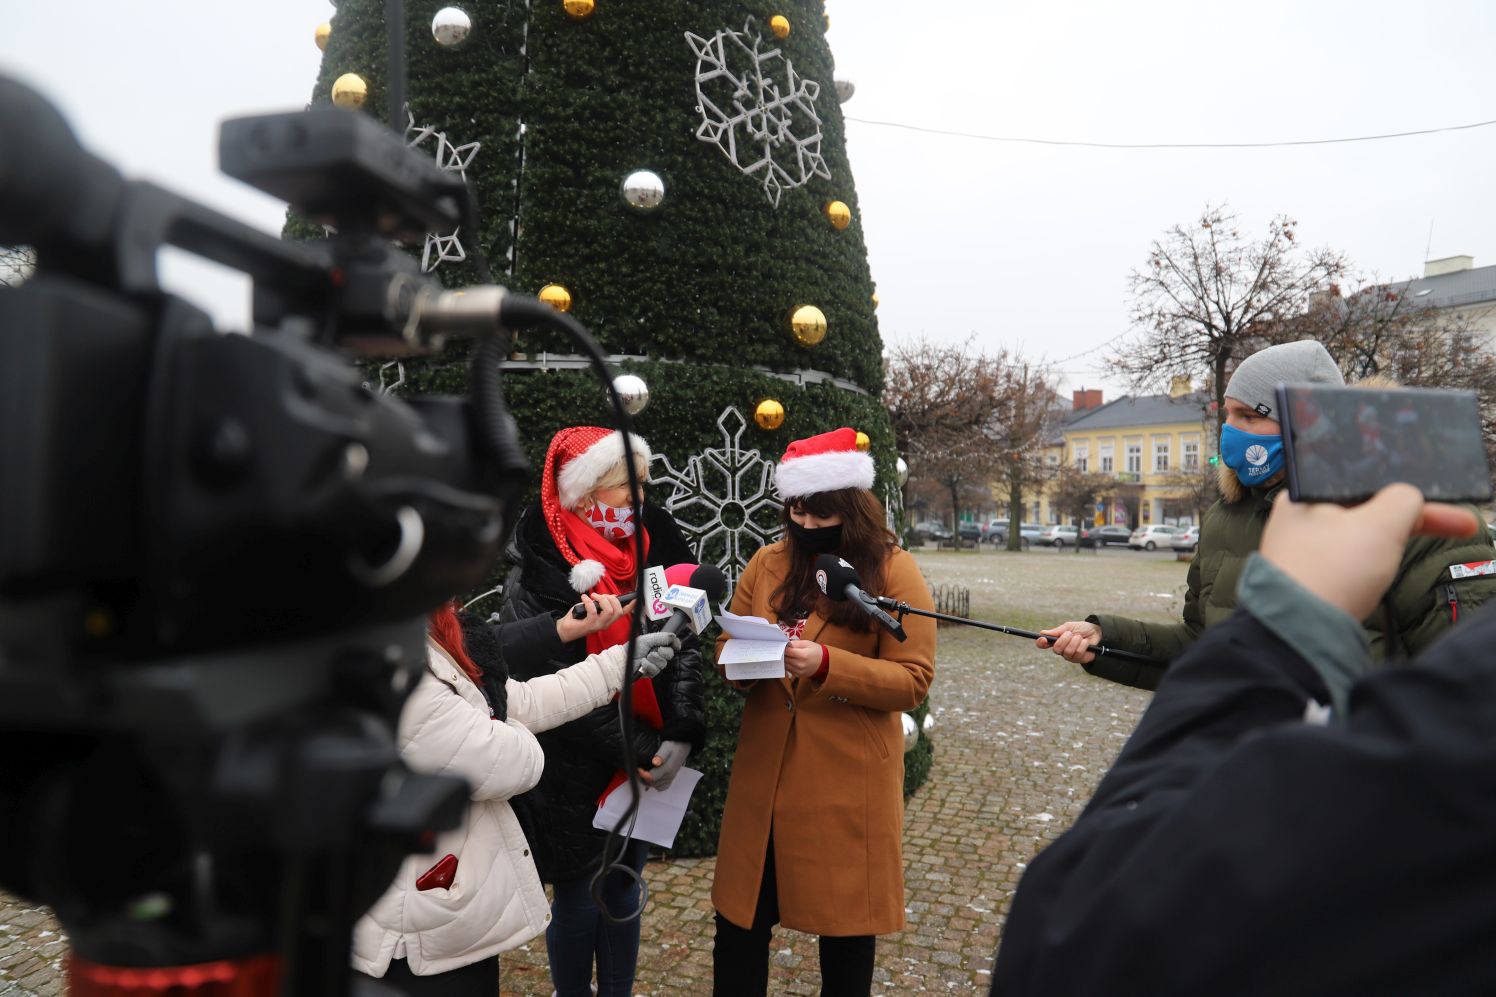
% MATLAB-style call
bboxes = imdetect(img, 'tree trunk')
[1007,478,1024,550]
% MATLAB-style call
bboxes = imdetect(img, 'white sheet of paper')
[716,610,790,643]
[719,639,787,680]
[591,767,704,850]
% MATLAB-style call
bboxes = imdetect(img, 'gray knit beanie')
[1224,340,1343,419]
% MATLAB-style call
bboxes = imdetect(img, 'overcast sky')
[5,1,1495,402]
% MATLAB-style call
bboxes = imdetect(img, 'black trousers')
[355,954,499,997]
[711,836,876,997]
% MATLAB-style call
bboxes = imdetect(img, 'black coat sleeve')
[992,607,1496,997]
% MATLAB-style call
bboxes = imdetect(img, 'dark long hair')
[770,488,898,632]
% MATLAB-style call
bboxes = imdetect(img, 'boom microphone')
[814,554,909,642]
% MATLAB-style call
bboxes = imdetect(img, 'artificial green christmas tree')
[303,0,930,855]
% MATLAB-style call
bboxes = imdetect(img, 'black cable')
[495,297,651,924]
[383,0,407,134]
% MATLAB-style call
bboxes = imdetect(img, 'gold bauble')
[854,431,871,452]
[754,398,786,431]
[871,293,880,309]
[563,0,596,20]
[790,304,826,347]
[315,22,332,51]
[331,73,368,109]
[538,283,573,312]
[824,200,851,230]
[769,15,791,38]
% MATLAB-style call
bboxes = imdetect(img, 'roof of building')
[1065,390,1210,432]
[1382,263,1496,311]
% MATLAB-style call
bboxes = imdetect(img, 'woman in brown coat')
[711,428,937,996]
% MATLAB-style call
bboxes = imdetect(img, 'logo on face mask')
[1245,444,1269,467]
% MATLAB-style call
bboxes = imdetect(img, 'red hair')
[428,602,482,684]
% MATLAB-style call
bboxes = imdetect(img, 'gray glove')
[648,739,691,792]
[631,632,681,678]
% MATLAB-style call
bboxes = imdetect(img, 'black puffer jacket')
[496,503,707,882]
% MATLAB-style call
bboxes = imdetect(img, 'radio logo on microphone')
[815,568,828,594]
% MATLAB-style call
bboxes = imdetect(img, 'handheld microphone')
[660,564,728,637]
[569,590,640,620]
[567,559,705,620]
[814,554,908,642]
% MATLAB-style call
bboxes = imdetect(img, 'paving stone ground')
[0,546,1185,995]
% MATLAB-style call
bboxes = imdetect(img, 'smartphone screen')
[1277,384,1492,504]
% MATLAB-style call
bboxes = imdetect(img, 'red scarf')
[553,508,663,730]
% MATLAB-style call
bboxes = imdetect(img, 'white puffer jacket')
[351,638,629,978]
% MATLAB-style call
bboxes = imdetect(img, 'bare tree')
[0,246,34,288]
[884,339,1006,538]
[1118,205,1347,433]
[1293,279,1496,467]
[988,359,1062,550]
[1049,464,1115,526]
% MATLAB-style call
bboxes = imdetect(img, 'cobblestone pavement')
[0,547,1184,995]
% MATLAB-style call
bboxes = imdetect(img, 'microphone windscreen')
[814,554,861,599]
[662,562,699,588]
[688,563,728,601]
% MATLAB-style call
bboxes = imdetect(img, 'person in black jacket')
[498,426,706,997]
[993,484,1496,996]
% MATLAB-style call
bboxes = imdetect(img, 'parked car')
[983,519,1044,550]
[1090,525,1133,547]
[1129,524,1181,550]
[1171,526,1200,552]
[957,521,983,544]
[1037,524,1079,547]
[912,520,953,544]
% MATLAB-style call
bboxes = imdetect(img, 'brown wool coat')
[711,542,937,937]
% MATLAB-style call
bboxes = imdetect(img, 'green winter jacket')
[1087,468,1496,690]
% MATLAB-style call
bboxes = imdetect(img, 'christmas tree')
[304,0,930,853]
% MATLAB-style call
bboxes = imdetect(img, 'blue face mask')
[1220,424,1284,487]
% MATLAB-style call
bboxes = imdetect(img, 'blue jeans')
[547,838,649,997]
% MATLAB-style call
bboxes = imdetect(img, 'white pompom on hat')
[773,427,875,499]
[568,559,606,593]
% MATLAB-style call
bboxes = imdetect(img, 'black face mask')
[787,520,843,555]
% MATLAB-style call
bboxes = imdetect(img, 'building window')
[1183,436,1200,469]
[1074,443,1089,472]
[1153,437,1170,472]
[1125,440,1142,474]
[1099,441,1114,473]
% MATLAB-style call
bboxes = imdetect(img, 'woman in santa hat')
[497,425,706,997]
[710,427,937,997]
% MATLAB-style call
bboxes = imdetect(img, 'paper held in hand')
[717,610,788,680]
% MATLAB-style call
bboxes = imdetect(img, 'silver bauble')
[901,712,919,753]
[620,170,666,212]
[432,7,472,47]
[896,456,909,487]
[834,75,856,103]
[612,373,650,415]
[922,713,935,734]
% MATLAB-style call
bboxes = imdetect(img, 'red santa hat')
[773,427,875,499]
[539,426,651,588]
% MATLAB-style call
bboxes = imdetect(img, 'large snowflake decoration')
[649,407,784,598]
[404,107,481,272]
[685,18,831,206]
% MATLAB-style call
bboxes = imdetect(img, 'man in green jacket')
[1040,340,1496,689]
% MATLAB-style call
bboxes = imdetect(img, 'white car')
[1170,526,1200,552]
[1037,524,1079,547]
[1128,525,1180,551]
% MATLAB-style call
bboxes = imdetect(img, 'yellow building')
[1031,380,1214,527]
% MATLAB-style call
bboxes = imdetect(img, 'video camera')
[0,59,631,995]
